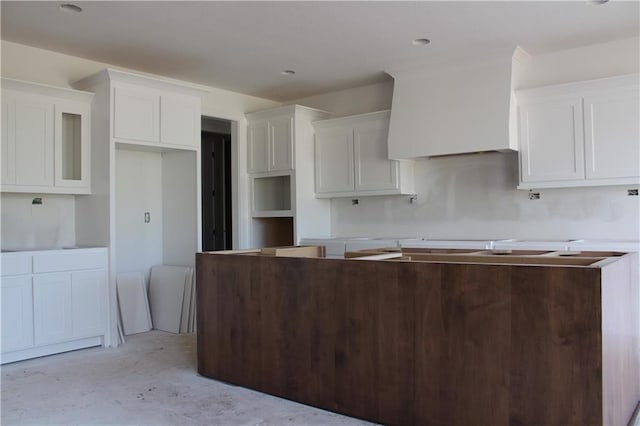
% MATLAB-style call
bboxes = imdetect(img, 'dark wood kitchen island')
[196,247,639,426]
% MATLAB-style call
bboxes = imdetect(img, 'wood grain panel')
[196,252,639,426]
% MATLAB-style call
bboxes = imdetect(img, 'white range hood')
[386,46,529,159]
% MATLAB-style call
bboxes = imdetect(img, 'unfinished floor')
[1,331,373,425]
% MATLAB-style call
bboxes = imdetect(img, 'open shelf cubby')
[252,174,292,215]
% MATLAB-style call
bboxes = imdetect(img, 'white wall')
[1,40,280,250]
[331,152,639,240]
[292,81,394,118]
[301,38,640,241]
[1,193,76,250]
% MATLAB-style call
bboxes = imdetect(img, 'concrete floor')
[1,331,374,425]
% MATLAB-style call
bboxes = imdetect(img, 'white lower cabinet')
[0,248,107,364]
[314,110,414,198]
[1,277,34,353]
[72,270,107,338]
[33,273,73,346]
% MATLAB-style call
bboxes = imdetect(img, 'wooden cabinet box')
[197,249,639,426]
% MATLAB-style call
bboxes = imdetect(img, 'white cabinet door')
[354,119,398,191]
[315,126,355,193]
[113,86,160,143]
[584,89,640,180]
[71,270,106,339]
[248,121,270,173]
[33,273,73,346]
[15,94,54,186]
[519,96,584,183]
[1,95,16,185]
[54,100,91,190]
[1,277,34,352]
[160,94,199,148]
[269,116,294,171]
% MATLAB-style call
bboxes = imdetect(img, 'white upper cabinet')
[516,74,640,189]
[314,110,414,198]
[76,69,205,151]
[1,79,92,194]
[584,88,639,180]
[113,85,201,149]
[54,100,91,189]
[160,93,200,148]
[247,120,270,173]
[247,113,293,173]
[15,94,55,187]
[315,125,355,193]
[354,118,398,191]
[113,85,160,143]
[519,95,585,183]
[269,116,294,171]
[1,95,16,185]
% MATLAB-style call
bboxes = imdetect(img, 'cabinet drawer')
[33,250,106,273]
[1,254,32,276]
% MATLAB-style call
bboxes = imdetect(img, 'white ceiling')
[1,1,638,101]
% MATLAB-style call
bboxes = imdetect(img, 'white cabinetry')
[113,85,159,143]
[584,88,640,180]
[33,273,73,345]
[247,115,293,173]
[1,276,34,353]
[1,79,92,194]
[246,105,331,246]
[314,111,414,198]
[160,93,200,148]
[112,80,201,149]
[74,69,206,347]
[0,248,108,364]
[516,74,639,189]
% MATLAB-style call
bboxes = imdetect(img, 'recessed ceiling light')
[281,70,296,76]
[412,38,431,46]
[59,3,83,13]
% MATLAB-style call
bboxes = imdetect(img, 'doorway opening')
[201,117,232,251]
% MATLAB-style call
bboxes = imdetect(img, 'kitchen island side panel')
[196,253,637,426]
[601,253,640,426]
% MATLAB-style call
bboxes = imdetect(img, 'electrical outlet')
[628,189,639,196]
[144,212,151,223]
[529,192,540,200]
[351,199,359,206]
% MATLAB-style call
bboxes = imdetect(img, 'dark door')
[201,131,232,251]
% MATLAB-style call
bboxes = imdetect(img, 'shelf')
[252,175,291,211]
[252,210,294,218]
